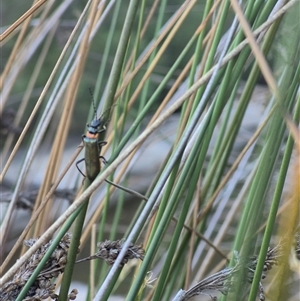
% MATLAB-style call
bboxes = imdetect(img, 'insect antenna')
[89,87,98,120]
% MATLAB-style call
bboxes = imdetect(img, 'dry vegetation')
[1,0,299,300]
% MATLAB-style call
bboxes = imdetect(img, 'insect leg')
[76,158,86,177]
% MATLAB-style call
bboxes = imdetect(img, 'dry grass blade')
[230,0,279,96]
[0,0,48,42]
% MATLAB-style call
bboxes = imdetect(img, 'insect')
[76,91,108,181]
[76,93,147,201]
[81,115,107,181]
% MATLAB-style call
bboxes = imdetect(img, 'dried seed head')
[183,266,238,300]
[247,243,283,284]
[0,233,77,300]
[94,239,145,266]
[259,282,265,301]
[68,288,78,300]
